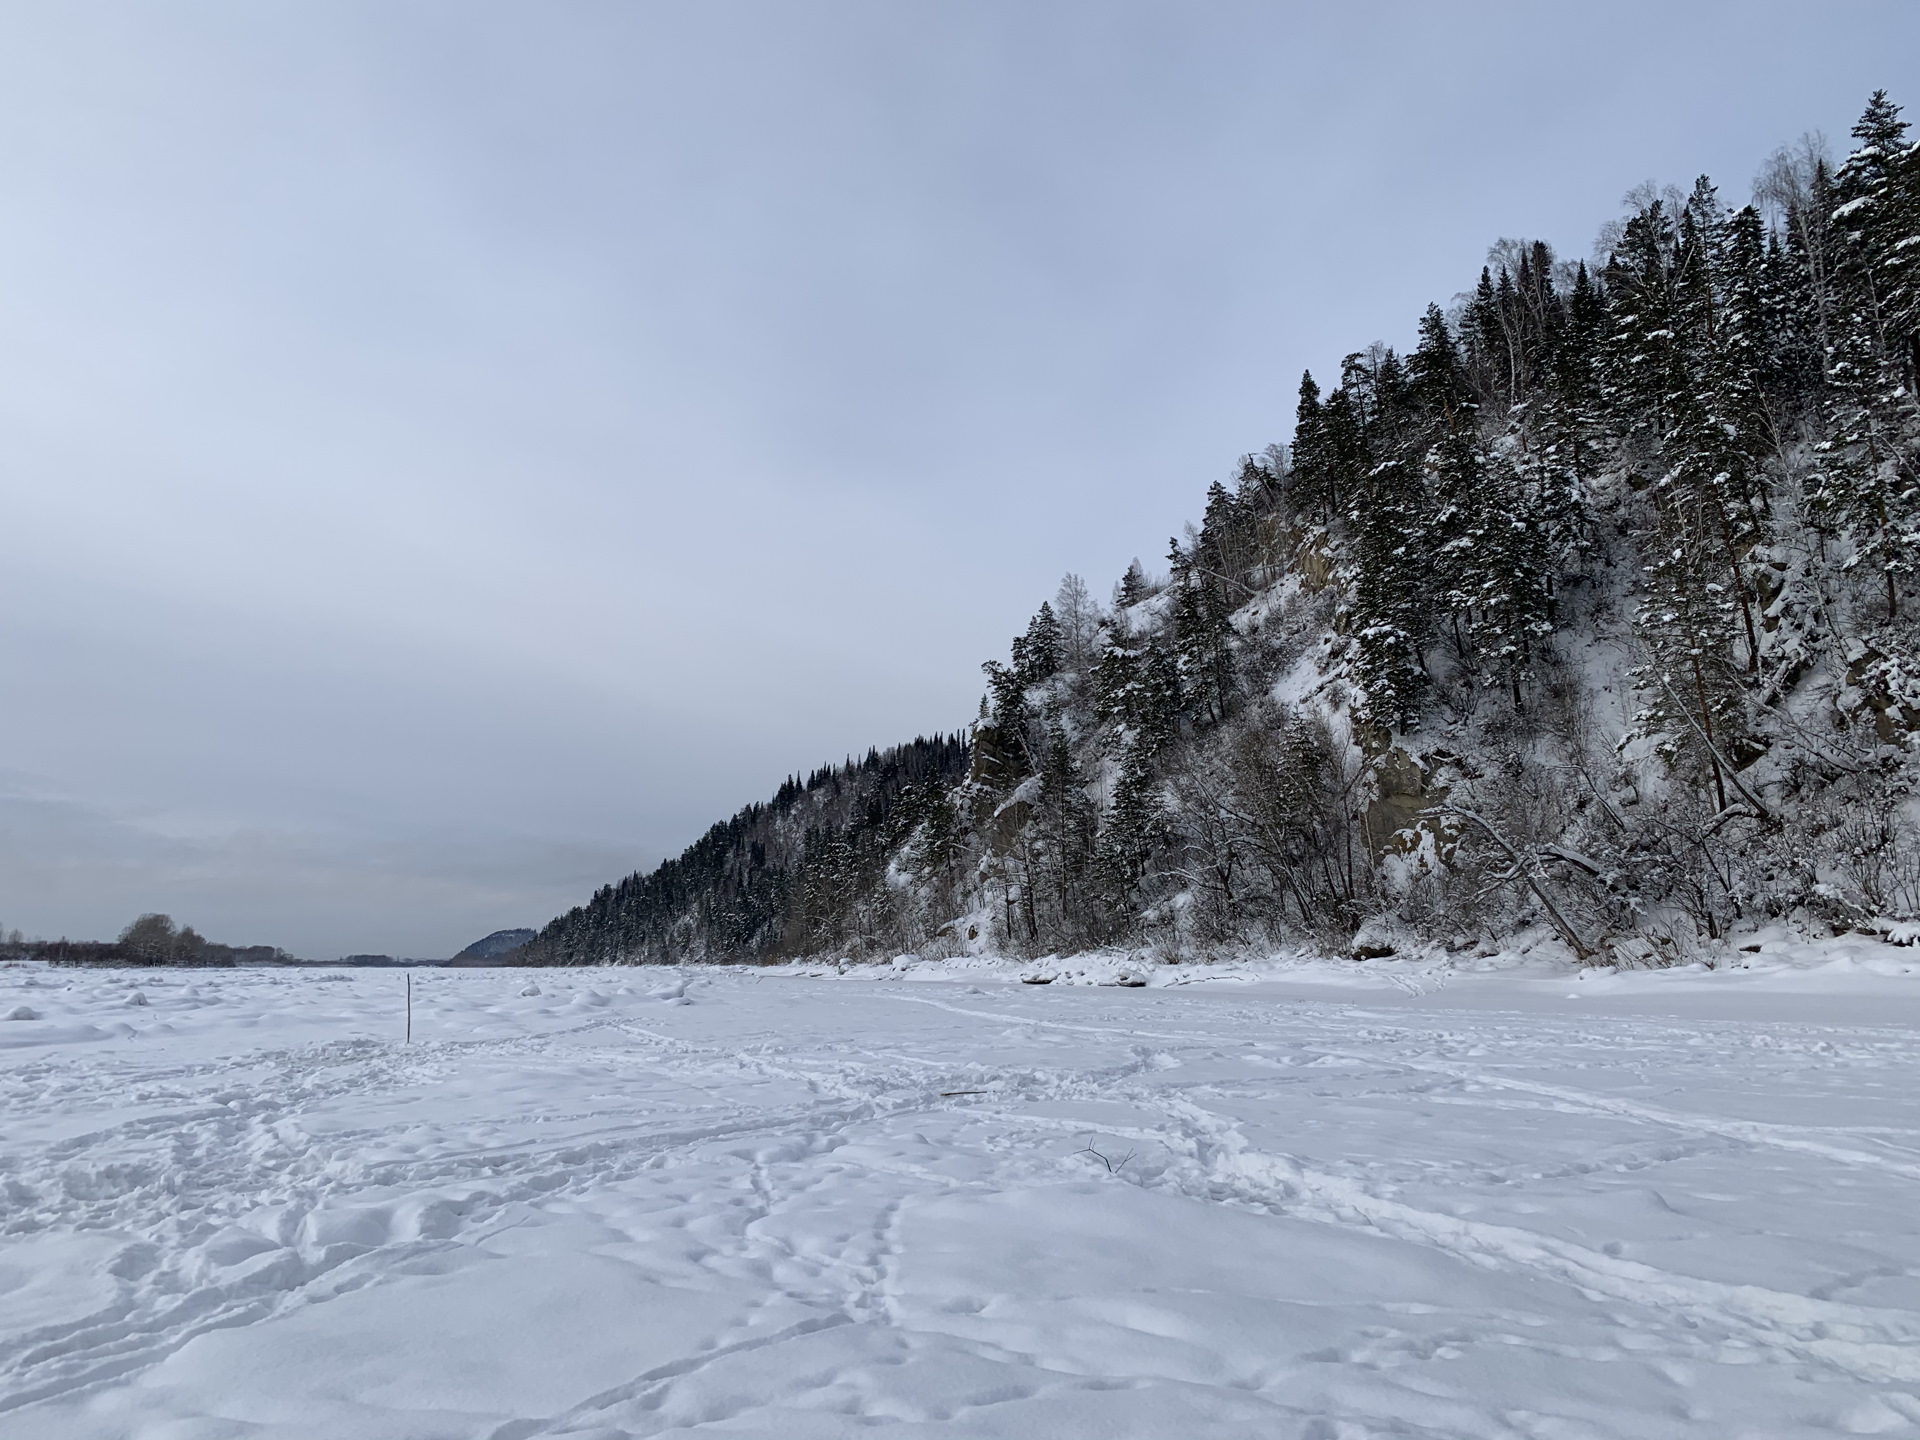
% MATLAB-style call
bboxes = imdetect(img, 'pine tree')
[1519,240,1565,370]
[1091,640,1139,733]
[1290,372,1365,530]
[1545,260,1608,482]
[1557,262,1605,410]
[981,659,1026,728]
[911,777,963,880]
[1098,735,1165,899]
[1425,421,1489,667]
[1833,92,1909,366]
[1765,218,1823,408]
[979,658,1034,786]
[1172,570,1236,725]
[1717,203,1774,450]
[1467,266,1505,406]
[1879,121,1920,391]
[1033,717,1100,942]
[1092,630,1180,753]
[1289,371,1331,523]
[1633,503,1748,812]
[1668,178,1769,669]
[1819,93,1920,620]
[1011,602,1062,685]
[1410,304,1473,438]
[1348,453,1429,730]
[1792,159,1841,384]
[1351,345,1412,454]
[1195,478,1258,595]
[1320,387,1367,532]
[1604,198,1680,439]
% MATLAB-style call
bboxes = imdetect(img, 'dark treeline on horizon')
[0,913,290,967]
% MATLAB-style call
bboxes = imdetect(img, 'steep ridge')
[522,736,968,965]
[524,92,1920,968]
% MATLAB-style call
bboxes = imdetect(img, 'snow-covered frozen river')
[4,957,1920,1438]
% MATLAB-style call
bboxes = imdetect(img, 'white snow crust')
[4,950,1920,1437]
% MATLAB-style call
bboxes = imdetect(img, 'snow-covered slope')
[4,956,1920,1437]
[521,94,1920,973]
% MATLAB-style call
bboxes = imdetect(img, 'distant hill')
[449,928,537,965]
[519,737,967,965]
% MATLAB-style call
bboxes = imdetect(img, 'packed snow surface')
[4,948,1920,1438]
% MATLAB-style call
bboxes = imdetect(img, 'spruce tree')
[1716,203,1773,455]
[1558,262,1605,409]
[1604,199,1679,439]
[1467,266,1505,406]
[1011,602,1061,685]
[911,777,963,881]
[1290,372,1328,520]
[1410,304,1471,434]
[1173,571,1236,725]
[1348,453,1429,730]
[1195,479,1255,594]
[1098,736,1165,899]
[1092,630,1181,753]
[1669,178,1768,668]
[1634,501,1748,813]
[1319,387,1367,531]
[1820,93,1919,620]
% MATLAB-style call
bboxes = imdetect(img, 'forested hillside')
[524,92,1920,968]
[521,736,968,964]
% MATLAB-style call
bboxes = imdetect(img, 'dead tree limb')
[1426,804,1597,961]
[1656,674,1778,825]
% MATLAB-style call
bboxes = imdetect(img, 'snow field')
[2,957,1920,1437]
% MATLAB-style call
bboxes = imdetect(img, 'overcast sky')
[0,2,1911,958]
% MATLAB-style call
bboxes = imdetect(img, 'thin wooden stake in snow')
[406,972,412,1045]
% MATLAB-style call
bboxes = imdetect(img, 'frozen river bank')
[3,955,1920,1438]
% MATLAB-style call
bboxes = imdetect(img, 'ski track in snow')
[2,964,1919,1437]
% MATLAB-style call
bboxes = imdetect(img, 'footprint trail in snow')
[2,961,1920,1438]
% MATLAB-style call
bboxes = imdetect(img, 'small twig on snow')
[1077,1143,1136,1174]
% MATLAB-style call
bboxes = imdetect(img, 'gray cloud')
[0,1,1910,954]
[0,772,634,959]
